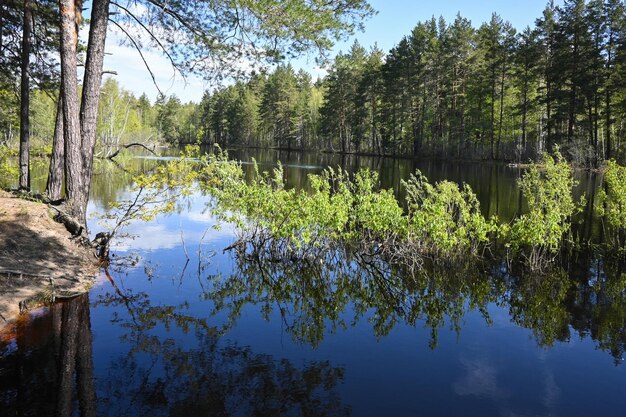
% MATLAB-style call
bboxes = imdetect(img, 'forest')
[197,1,626,165]
[4,1,626,168]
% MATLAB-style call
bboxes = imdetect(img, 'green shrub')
[347,170,406,240]
[402,172,497,256]
[0,145,17,188]
[509,149,583,266]
[597,160,626,247]
[598,160,626,229]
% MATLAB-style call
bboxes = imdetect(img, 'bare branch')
[109,19,163,96]
[110,1,186,81]
[107,142,156,160]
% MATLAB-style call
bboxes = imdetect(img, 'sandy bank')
[0,190,99,323]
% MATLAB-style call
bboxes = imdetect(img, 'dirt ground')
[0,190,99,323]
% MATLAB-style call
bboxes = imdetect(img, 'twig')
[180,223,190,260]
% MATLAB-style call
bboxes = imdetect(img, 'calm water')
[1,148,624,416]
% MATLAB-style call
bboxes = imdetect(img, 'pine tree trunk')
[80,0,110,193]
[46,95,64,200]
[60,0,110,228]
[521,74,528,155]
[490,67,496,160]
[59,0,85,225]
[497,61,506,160]
[19,0,32,190]
[546,80,552,152]
[606,88,612,159]
[567,38,578,144]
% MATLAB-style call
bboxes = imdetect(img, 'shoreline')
[0,190,99,324]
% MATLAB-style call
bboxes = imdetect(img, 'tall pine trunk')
[59,0,84,225]
[80,0,110,192]
[520,68,529,156]
[606,88,612,159]
[46,95,64,200]
[490,66,496,160]
[497,60,506,160]
[19,0,32,190]
[605,39,614,159]
[59,0,110,228]
[567,36,579,144]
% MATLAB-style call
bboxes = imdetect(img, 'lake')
[1,148,624,416]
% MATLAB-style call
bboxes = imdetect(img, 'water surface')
[1,148,624,416]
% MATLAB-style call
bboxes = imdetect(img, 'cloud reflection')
[453,356,508,400]
[110,211,236,252]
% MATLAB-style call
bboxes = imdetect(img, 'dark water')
[1,148,625,417]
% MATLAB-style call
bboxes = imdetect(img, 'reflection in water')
[453,356,505,400]
[205,238,626,364]
[506,268,573,348]
[209,242,499,349]
[100,332,347,417]
[92,271,348,416]
[4,248,625,414]
[0,294,95,417]
[569,256,626,364]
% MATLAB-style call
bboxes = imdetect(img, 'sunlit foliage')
[509,149,584,268]
[598,161,626,230]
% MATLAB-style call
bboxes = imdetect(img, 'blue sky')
[103,0,559,103]
[334,0,555,54]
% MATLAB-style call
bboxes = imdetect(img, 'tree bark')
[497,59,506,160]
[490,66,496,160]
[521,71,528,155]
[19,0,32,190]
[79,0,110,197]
[567,34,579,144]
[46,95,64,201]
[606,88,612,159]
[58,0,110,228]
[59,0,85,224]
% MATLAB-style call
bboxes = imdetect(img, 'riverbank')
[0,190,99,323]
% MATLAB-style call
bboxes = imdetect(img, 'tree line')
[4,1,625,178]
[193,0,626,166]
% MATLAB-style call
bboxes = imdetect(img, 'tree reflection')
[569,256,626,365]
[0,294,96,417]
[207,242,500,349]
[94,270,349,417]
[99,333,347,417]
[495,255,626,364]
[504,268,572,347]
[204,238,626,363]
